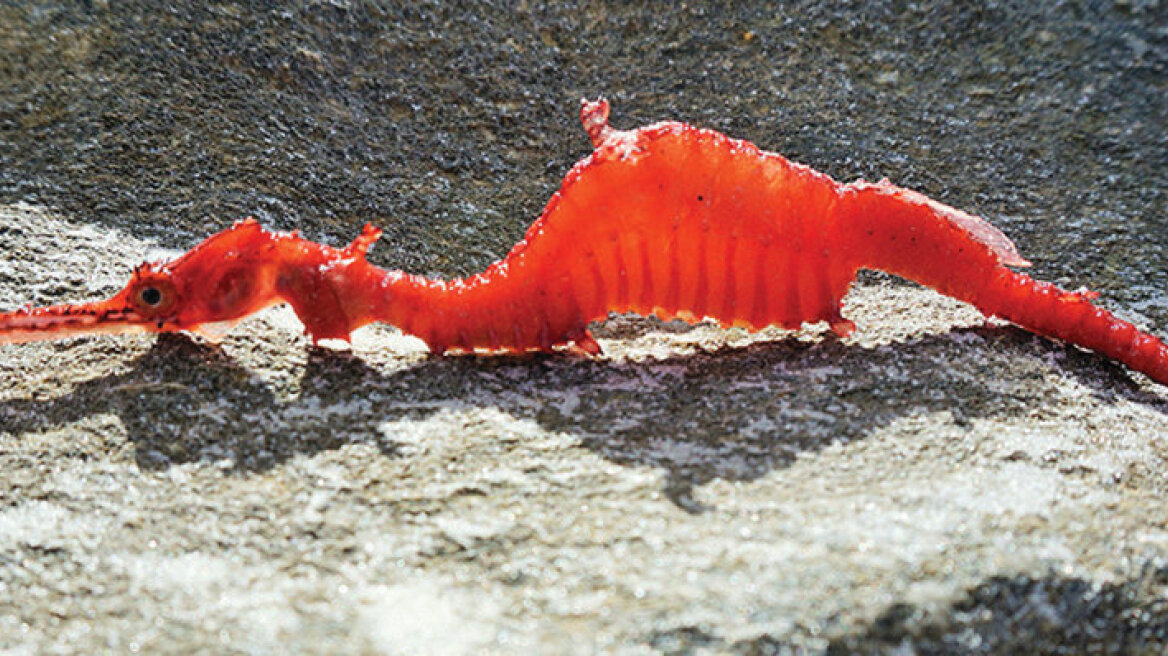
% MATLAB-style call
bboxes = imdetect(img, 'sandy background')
[2,2,1167,653]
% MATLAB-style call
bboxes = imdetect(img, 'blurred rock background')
[1,2,1166,653]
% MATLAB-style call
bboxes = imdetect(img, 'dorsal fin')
[908,189,1031,267]
[856,181,1031,267]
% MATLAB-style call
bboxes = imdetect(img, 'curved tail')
[840,180,1168,385]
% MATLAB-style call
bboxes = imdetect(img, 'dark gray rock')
[1,2,1166,653]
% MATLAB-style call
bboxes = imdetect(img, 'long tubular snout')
[0,301,149,345]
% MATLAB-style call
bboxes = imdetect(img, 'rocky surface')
[2,2,1167,654]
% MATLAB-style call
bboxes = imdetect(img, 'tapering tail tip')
[841,180,1166,385]
[980,269,1168,385]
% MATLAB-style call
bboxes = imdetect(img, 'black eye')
[140,286,163,306]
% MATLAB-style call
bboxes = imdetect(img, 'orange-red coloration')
[2,99,1167,385]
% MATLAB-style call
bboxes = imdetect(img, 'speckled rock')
[2,2,1167,654]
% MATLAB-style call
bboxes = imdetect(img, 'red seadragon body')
[3,99,1167,385]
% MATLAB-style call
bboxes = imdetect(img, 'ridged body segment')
[356,102,1168,384]
[372,121,864,353]
[5,100,1166,386]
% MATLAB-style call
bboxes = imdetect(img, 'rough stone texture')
[1,2,1166,654]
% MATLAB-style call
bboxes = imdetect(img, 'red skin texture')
[2,99,1167,384]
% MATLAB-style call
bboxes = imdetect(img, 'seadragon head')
[0,218,290,345]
